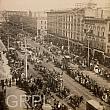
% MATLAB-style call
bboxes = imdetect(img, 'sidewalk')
[0,52,8,80]
[1,52,27,110]
[6,86,27,110]
[1,52,11,79]
[82,70,110,88]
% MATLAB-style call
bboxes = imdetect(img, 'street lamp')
[25,35,28,81]
[86,26,94,67]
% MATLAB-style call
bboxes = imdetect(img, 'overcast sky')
[0,0,110,11]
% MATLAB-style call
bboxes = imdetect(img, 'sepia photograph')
[0,0,110,110]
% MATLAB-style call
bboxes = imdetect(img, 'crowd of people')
[43,39,110,81]
[67,68,110,104]
[38,40,110,106]
[0,80,6,109]
[3,43,84,110]
[1,35,110,109]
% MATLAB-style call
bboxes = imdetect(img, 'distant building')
[0,11,5,28]
[1,10,28,22]
[3,10,28,16]
[28,10,32,18]
[32,11,47,37]
[36,16,47,36]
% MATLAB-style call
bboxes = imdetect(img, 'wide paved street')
[25,37,110,109]
[27,38,110,89]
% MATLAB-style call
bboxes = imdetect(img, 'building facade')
[83,17,110,64]
[36,16,47,37]
[1,10,28,22]
[47,3,110,64]
[47,9,84,50]
[26,11,47,37]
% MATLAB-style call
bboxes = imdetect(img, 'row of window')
[40,26,47,29]
[84,24,105,37]
[40,20,47,24]
[48,15,82,23]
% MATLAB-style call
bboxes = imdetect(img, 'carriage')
[66,94,83,109]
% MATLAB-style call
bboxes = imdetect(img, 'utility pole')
[24,33,28,81]
[68,36,70,54]
[87,25,92,67]
[87,37,90,67]
[21,22,28,81]
[7,34,10,50]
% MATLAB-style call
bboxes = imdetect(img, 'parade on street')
[0,0,110,110]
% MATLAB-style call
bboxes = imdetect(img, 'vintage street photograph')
[0,0,110,110]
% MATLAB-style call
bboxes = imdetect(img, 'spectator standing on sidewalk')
[1,80,4,90]
[9,78,12,87]
[5,79,8,86]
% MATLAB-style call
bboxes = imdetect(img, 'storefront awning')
[0,40,7,52]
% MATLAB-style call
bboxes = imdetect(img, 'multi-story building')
[32,11,47,37]
[83,17,110,64]
[26,11,47,38]
[47,8,84,49]
[36,16,47,37]
[47,2,110,64]
[1,10,28,22]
